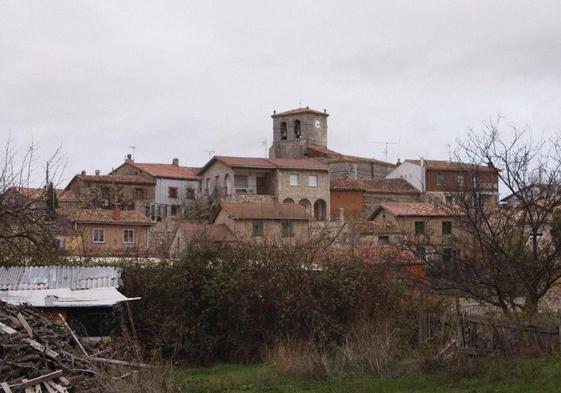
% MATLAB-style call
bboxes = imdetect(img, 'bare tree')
[0,138,65,263]
[408,119,561,317]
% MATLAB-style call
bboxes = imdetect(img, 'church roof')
[271,107,329,118]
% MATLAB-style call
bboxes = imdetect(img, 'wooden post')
[57,314,88,358]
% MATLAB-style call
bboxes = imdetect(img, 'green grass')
[177,356,561,393]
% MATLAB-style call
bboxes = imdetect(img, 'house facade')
[386,159,499,206]
[57,207,153,256]
[212,201,312,244]
[65,173,155,210]
[111,158,200,220]
[198,156,330,220]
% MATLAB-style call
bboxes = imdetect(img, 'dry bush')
[100,362,180,393]
[334,321,401,376]
[264,338,330,379]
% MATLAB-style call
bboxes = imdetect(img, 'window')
[442,221,452,235]
[280,122,288,140]
[214,176,220,192]
[168,187,178,198]
[308,175,318,187]
[101,187,110,201]
[289,174,299,186]
[436,174,444,186]
[170,205,179,215]
[294,120,301,139]
[378,235,389,245]
[252,220,264,237]
[186,188,196,200]
[93,228,105,243]
[442,248,452,263]
[144,205,150,217]
[234,175,249,188]
[282,221,293,237]
[416,246,427,261]
[457,175,464,186]
[123,229,134,244]
[52,238,61,249]
[445,196,453,205]
[415,221,425,235]
[135,188,144,199]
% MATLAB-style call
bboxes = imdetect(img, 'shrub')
[122,241,430,364]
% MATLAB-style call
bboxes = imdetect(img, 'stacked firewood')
[0,301,123,393]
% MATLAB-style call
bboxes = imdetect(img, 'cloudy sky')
[1,1,561,186]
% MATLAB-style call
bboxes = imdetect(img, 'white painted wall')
[386,162,425,192]
[155,178,199,205]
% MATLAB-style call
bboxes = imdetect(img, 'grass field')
[177,356,561,393]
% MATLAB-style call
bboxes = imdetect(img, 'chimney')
[396,158,401,165]
[81,170,86,176]
[172,158,179,166]
[125,154,134,163]
[420,158,425,167]
[112,206,121,221]
[95,170,100,176]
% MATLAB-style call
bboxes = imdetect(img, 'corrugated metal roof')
[0,266,122,291]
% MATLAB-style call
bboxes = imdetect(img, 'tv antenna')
[201,149,215,159]
[261,138,268,157]
[369,140,400,162]
[128,145,136,160]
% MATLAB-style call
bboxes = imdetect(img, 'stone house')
[110,157,200,220]
[268,106,395,180]
[56,207,153,257]
[3,186,81,210]
[198,156,330,220]
[65,173,155,210]
[368,202,457,257]
[169,223,236,256]
[386,159,499,206]
[330,178,421,220]
[211,201,312,244]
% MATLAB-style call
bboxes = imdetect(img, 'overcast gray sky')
[2,1,561,186]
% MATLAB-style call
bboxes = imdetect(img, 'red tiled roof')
[331,178,419,194]
[219,201,312,220]
[375,202,450,218]
[57,208,153,225]
[405,159,496,172]
[178,223,236,242]
[70,174,156,186]
[126,162,199,180]
[14,187,80,202]
[200,156,328,174]
[271,107,329,117]
[308,144,396,167]
[354,220,400,235]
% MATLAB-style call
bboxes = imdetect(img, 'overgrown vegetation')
[122,241,437,365]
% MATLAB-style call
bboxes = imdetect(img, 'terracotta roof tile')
[271,107,329,117]
[219,201,312,220]
[376,202,450,217]
[178,223,236,242]
[127,162,199,180]
[14,187,80,202]
[73,174,156,185]
[405,159,496,172]
[308,144,396,167]
[57,208,154,225]
[331,178,419,194]
[201,156,328,173]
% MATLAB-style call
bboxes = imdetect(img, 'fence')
[418,312,560,354]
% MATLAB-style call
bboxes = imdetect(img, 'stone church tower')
[269,107,329,159]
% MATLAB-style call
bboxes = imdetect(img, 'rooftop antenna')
[262,138,268,157]
[445,143,452,161]
[201,149,215,159]
[369,140,400,162]
[128,145,136,160]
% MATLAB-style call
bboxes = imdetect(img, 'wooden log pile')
[0,301,133,393]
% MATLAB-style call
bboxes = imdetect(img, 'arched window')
[282,198,294,204]
[224,174,231,196]
[299,198,311,214]
[313,199,327,221]
[294,120,301,139]
[280,122,288,140]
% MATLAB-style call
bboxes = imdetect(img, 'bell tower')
[269,107,329,159]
